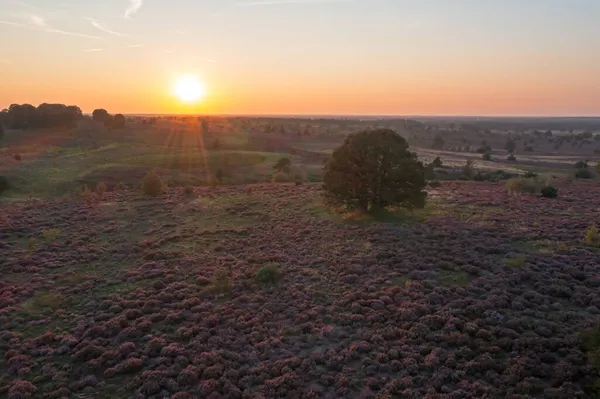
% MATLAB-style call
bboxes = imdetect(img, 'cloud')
[127,44,144,48]
[9,0,43,11]
[236,0,353,5]
[0,59,15,65]
[27,14,48,28]
[85,17,125,36]
[83,48,103,52]
[124,0,143,19]
[0,18,106,41]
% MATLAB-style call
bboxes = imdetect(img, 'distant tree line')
[92,109,126,129]
[0,103,83,129]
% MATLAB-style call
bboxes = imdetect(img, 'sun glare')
[173,74,206,103]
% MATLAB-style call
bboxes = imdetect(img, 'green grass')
[437,271,471,286]
[505,257,526,268]
[309,199,444,225]
[22,292,65,313]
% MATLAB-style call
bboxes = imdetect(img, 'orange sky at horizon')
[1,0,599,117]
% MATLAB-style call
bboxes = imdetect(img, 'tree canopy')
[1,103,82,129]
[323,129,427,213]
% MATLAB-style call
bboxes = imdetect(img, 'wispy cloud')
[0,59,15,65]
[85,17,125,36]
[0,15,106,41]
[84,48,103,52]
[236,0,353,5]
[127,44,144,48]
[9,0,43,11]
[27,14,48,28]
[124,0,143,19]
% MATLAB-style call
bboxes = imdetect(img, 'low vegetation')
[3,113,600,397]
[255,262,281,285]
[584,225,600,247]
[541,185,558,198]
[141,170,164,196]
[505,177,543,194]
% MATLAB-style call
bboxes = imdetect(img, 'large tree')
[323,129,426,213]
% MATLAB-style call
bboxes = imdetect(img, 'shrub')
[0,175,9,195]
[584,225,600,247]
[575,168,593,179]
[14,153,22,161]
[77,184,93,201]
[581,324,600,397]
[96,182,107,198]
[142,170,164,196]
[428,180,441,188]
[462,159,476,179]
[505,257,526,268]
[212,268,232,295]
[482,152,492,161]
[541,186,558,198]
[215,169,224,184]
[323,129,426,213]
[183,186,194,195]
[507,154,516,161]
[574,160,589,169]
[505,177,542,194]
[431,156,443,168]
[27,237,37,250]
[272,172,291,183]
[255,263,280,285]
[523,171,538,179]
[42,228,61,241]
[273,157,292,174]
[524,146,534,152]
[115,182,128,191]
[291,173,305,186]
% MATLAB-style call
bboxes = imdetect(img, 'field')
[1,117,600,398]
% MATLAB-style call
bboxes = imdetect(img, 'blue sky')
[1,0,599,115]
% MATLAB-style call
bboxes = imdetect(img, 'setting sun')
[173,74,206,104]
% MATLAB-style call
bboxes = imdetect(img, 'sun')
[173,74,206,103]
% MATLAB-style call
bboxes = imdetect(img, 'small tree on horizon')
[113,114,126,128]
[505,138,516,153]
[323,129,426,213]
[92,109,109,123]
[431,134,445,150]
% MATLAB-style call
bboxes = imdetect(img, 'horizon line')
[108,113,600,119]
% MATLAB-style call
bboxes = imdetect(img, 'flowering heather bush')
[7,380,36,399]
[1,182,600,397]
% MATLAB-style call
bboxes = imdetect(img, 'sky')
[0,0,599,116]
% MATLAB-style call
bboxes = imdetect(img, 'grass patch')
[505,257,526,268]
[42,228,61,241]
[22,292,65,313]
[437,271,471,286]
[584,225,600,247]
[310,199,443,225]
[389,275,414,288]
